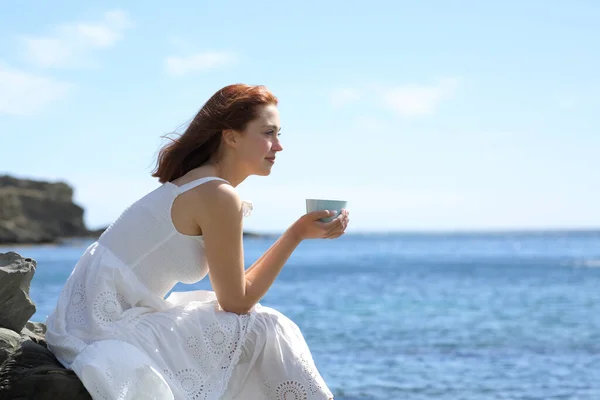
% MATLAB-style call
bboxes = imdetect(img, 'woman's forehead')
[254,104,280,125]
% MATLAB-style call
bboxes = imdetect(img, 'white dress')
[45,177,333,400]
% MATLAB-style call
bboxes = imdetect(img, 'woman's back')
[96,177,227,298]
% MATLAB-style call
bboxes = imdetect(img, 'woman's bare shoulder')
[180,179,241,220]
[170,175,242,236]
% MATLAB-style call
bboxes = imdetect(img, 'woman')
[45,83,349,400]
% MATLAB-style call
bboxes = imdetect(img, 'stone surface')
[0,175,89,244]
[0,252,36,333]
[0,329,21,367]
[0,341,92,400]
[0,252,92,399]
[20,322,47,346]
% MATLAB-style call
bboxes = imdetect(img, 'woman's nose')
[272,139,283,152]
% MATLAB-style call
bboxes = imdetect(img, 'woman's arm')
[189,182,347,314]
[243,230,300,293]
[189,184,299,314]
[243,210,349,300]
[245,210,349,276]
[243,235,281,276]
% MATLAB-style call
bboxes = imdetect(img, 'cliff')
[0,175,89,244]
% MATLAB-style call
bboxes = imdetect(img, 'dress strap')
[176,177,229,194]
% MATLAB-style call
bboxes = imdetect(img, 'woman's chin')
[256,163,274,176]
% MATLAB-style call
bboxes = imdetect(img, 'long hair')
[152,84,278,183]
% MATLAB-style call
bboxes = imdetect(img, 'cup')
[306,199,348,223]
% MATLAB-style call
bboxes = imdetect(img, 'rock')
[86,226,107,238]
[0,329,21,366]
[0,252,36,333]
[20,322,47,346]
[0,175,89,244]
[0,341,91,400]
[0,324,47,370]
[0,251,91,399]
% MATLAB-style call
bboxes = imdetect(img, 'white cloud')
[331,88,360,108]
[381,78,459,117]
[0,63,72,116]
[20,10,131,68]
[165,51,236,76]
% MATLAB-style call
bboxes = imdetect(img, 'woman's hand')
[288,209,350,241]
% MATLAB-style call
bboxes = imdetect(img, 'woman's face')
[236,104,283,176]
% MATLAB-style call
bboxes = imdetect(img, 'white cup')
[305,199,348,222]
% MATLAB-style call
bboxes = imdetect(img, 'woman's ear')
[222,129,239,147]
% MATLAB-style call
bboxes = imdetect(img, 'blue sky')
[1,1,599,233]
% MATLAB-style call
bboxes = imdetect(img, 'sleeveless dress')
[45,177,333,400]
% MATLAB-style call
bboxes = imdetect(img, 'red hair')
[152,84,278,183]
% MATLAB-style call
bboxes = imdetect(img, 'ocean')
[3,231,600,400]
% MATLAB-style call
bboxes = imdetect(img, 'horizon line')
[241,227,600,237]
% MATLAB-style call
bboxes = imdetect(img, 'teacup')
[305,199,348,223]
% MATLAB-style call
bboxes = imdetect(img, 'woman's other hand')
[288,209,349,241]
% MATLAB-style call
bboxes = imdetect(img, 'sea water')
[3,231,600,399]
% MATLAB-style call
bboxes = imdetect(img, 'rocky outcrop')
[0,251,91,399]
[0,252,36,332]
[0,175,89,244]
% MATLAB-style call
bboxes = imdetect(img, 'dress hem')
[211,309,258,399]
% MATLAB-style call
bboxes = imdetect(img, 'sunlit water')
[3,231,600,399]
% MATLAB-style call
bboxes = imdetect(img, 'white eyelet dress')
[45,177,333,400]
